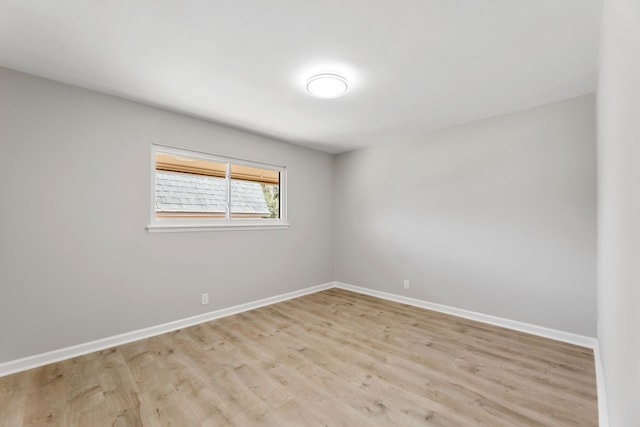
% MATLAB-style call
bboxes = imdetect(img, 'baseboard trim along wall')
[0,280,608,425]
[592,344,610,427]
[0,282,334,377]
[334,282,598,348]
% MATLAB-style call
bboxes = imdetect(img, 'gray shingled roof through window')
[155,171,270,215]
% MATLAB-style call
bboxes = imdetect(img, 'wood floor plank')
[0,288,598,426]
[0,371,30,427]
[98,349,145,426]
[21,364,67,427]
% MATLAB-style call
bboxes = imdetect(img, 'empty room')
[0,0,638,426]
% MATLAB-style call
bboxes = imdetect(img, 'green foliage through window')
[262,183,280,219]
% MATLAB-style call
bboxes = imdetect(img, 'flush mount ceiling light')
[306,72,349,98]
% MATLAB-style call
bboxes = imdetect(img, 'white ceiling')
[0,0,602,153]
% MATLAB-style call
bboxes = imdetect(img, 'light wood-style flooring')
[0,289,598,426]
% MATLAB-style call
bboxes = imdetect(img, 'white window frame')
[147,144,288,233]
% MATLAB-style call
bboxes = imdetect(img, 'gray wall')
[334,95,597,337]
[598,0,640,424]
[0,67,334,363]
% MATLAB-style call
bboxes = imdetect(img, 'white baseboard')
[334,282,598,348]
[593,344,609,427]
[0,282,334,377]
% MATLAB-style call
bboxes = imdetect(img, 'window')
[148,145,287,232]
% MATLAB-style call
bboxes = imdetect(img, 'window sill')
[147,222,290,233]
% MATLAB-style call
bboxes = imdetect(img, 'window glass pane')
[151,147,286,229]
[155,153,228,220]
[230,164,280,219]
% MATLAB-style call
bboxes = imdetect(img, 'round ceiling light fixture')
[305,72,349,98]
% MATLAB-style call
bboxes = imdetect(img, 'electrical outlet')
[201,293,209,305]
[403,279,410,289]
